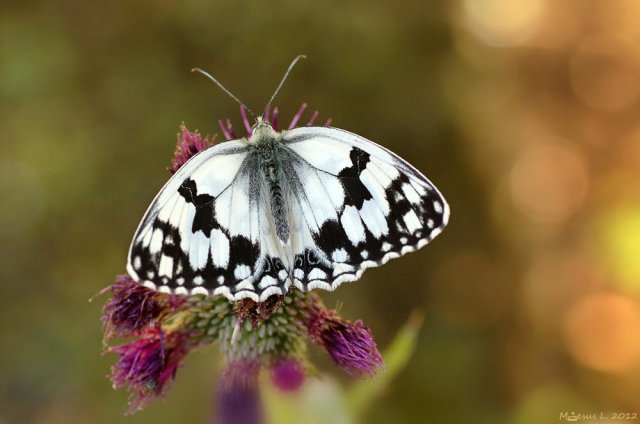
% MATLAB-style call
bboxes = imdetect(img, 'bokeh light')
[461,0,547,46]
[513,384,591,424]
[431,251,509,330]
[509,143,589,224]
[570,35,640,112]
[563,293,640,372]
[597,204,640,293]
[523,249,599,338]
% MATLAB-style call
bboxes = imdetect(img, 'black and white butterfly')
[126,58,449,302]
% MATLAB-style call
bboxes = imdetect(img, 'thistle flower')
[101,105,381,420]
[101,275,184,340]
[304,298,383,377]
[216,360,263,424]
[168,124,215,174]
[108,329,190,414]
[269,358,305,392]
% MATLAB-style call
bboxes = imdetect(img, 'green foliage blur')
[2,0,640,423]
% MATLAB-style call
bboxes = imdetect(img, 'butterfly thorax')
[250,122,290,244]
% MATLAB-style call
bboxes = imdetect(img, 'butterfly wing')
[127,140,292,302]
[279,126,449,291]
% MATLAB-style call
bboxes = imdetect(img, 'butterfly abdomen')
[268,180,289,243]
[258,142,290,243]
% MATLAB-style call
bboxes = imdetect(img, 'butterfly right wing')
[127,139,291,302]
[279,126,449,292]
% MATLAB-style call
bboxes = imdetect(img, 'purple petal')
[168,125,214,174]
[216,360,263,424]
[305,301,383,377]
[102,276,162,339]
[307,110,319,126]
[288,103,307,129]
[101,275,185,340]
[271,106,279,130]
[321,319,383,377]
[240,106,252,136]
[225,119,237,139]
[109,330,188,414]
[270,358,305,392]
[218,119,232,140]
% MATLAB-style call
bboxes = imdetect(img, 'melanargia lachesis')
[126,56,449,302]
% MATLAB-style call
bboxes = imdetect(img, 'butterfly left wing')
[279,126,449,291]
[127,140,294,302]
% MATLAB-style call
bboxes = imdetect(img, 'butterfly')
[126,57,449,302]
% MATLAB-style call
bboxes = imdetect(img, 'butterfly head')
[192,55,306,146]
[249,117,278,145]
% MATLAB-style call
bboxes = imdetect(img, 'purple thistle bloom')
[270,357,305,392]
[305,298,383,377]
[102,275,184,340]
[216,360,263,424]
[109,329,190,414]
[168,124,216,174]
[103,104,389,416]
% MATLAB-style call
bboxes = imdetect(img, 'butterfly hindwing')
[280,126,449,291]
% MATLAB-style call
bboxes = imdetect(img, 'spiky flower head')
[168,124,215,174]
[101,106,381,421]
[101,275,184,340]
[305,296,384,377]
[108,328,190,414]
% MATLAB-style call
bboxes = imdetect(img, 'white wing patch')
[341,205,367,244]
[210,228,230,268]
[359,198,389,238]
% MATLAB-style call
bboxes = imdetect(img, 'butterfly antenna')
[263,54,307,118]
[191,67,258,120]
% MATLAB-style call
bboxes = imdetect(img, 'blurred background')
[2,0,640,423]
